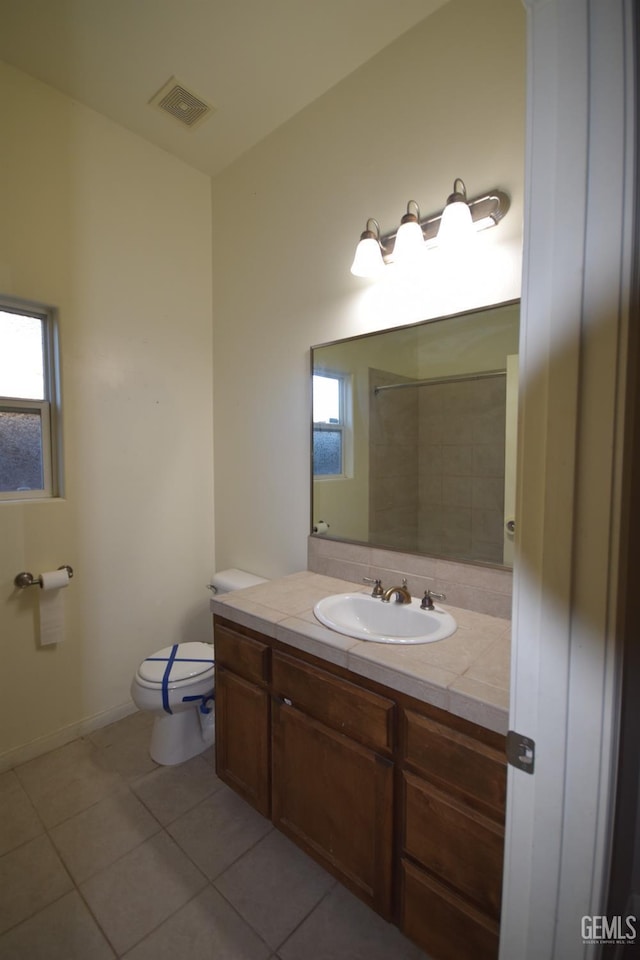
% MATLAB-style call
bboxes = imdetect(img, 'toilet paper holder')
[14,565,74,589]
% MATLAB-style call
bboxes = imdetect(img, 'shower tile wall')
[369,369,419,552]
[419,376,506,564]
[369,370,506,564]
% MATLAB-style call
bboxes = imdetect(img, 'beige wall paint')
[211,0,526,579]
[0,62,214,763]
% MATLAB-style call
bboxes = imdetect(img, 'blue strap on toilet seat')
[143,645,215,715]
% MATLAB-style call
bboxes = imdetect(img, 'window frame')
[0,296,62,501]
[312,369,352,480]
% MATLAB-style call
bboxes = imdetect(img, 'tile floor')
[0,711,429,959]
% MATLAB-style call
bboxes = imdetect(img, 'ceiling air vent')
[149,76,214,130]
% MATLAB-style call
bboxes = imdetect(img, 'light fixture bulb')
[437,179,474,248]
[392,201,425,266]
[350,219,385,278]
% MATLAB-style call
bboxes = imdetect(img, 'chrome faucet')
[381,578,412,604]
[363,577,384,598]
[421,589,447,610]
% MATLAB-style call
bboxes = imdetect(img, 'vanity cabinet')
[213,615,507,960]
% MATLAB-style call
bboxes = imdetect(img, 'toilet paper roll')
[40,568,70,591]
[313,521,330,534]
[39,568,69,645]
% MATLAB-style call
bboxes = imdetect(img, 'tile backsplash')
[307,536,512,620]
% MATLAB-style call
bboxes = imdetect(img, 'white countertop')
[210,571,510,735]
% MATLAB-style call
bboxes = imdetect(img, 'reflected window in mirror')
[313,372,351,478]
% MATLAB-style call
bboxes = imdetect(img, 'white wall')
[211,0,526,579]
[0,61,214,764]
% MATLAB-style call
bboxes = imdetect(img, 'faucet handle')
[421,589,447,610]
[363,577,384,597]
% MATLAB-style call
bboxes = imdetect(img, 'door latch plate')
[506,730,535,774]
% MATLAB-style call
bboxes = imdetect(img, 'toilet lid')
[138,642,214,684]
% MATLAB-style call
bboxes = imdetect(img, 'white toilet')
[131,568,267,765]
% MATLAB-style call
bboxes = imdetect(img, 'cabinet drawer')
[400,858,499,960]
[214,623,270,686]
[403,772,503,918]
[272,651,394,753]
[403,709,506,820]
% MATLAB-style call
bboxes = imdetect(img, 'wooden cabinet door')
[215,665,270,816]
[272,697,393,918]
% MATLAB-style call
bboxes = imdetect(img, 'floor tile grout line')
[48,817,166,887]
[204,820,277,885]
[128,773,224,830]
[69,877,120,958]
[270,877,339,954]
[207,827,341,954]
[109,882,210,959]
[206,879,283,956]
[11,769,131,833]
[1,767,49,836]
[0,886,74,941]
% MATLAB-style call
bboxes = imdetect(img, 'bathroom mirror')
[311,300,519,568]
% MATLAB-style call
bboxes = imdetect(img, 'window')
[0,298,61,500]
[313,372,350,477]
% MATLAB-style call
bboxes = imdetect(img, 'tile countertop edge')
[210,572,510,736]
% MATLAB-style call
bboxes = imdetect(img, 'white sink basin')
[313,593,457,644]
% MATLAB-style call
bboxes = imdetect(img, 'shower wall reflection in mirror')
[311,301,519,568]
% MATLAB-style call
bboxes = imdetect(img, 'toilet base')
[149,707,215,765]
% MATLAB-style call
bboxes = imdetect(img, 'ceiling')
[0,0,449,177]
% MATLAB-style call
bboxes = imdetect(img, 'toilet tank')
[209,568,268,594]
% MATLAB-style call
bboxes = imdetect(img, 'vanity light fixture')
[437,178,474,247]
[350,218,386,278]
[350,179,510,279]
[392,200,425,265]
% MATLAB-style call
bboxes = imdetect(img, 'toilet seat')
[136,641,214,687]
[134,641,215,715]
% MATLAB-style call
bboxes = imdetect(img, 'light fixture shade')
[392,201,424,266]
[437,179,474,247]
[350,220,385,278]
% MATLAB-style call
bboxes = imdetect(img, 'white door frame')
[500,1,636,958]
